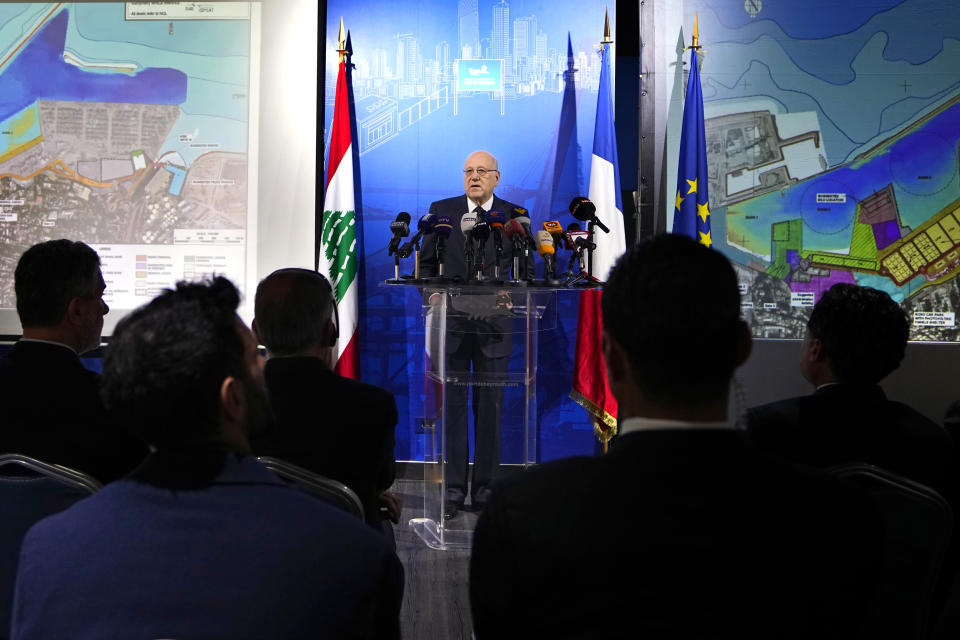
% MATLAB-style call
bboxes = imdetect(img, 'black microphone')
[510,207,534,280]
[434,214,453,277]
[568,196,610,234]
[504,218,527,282]
[387,211,411,256]
[472,211,492,280]
[460,213,477,279]
[398,213,436,258]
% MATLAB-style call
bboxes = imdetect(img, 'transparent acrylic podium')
[389,282,556,550]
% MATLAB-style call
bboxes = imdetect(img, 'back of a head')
[15,239,100,328]
[101,276,245,448]
[254,268,333,356]
[807,283,908,384]
[601,234,743,406]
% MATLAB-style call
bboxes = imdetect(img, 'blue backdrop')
[323,0,616,461]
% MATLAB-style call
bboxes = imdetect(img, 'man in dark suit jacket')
[420,150,532,518]
[470,235,882,639]
[11,277,402,639]
[748,283,953,498]
[0,240,146,483]
[250,268,399,530]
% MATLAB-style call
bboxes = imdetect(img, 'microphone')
[460,213,477,235]
[568,196,610,234]
[472,210,490,280]
[510,207,533,280]
[460,213,477,280]
[563,222,582,251]
[434,214,453,277]
[535,230,557,281]
[487,210,506,280]
[543,220,563,250]
[504,218,526,282]
[387,211,411,256]
[510,206,534,242]
[398,213,436,258]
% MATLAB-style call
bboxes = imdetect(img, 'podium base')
[408,517,473,550]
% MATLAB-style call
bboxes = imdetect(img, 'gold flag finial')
[337,17,347,63]
[691,13,700,49]
[602,7,613,44]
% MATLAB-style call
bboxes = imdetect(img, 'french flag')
[570,40,626,446]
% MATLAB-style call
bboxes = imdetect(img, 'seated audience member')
[10,277,403,639]
[0,239,146,482]
[470,234,882,639]
[251,268,400,529]
[748,283,953,496]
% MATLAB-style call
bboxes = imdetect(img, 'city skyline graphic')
[326,0,606,156]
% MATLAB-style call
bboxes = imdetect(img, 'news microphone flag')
[571,30,625,446]
[320,19,360,379]
[672,38,711,246]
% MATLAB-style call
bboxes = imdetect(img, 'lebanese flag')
[320,49,360,379]
[570,41,626,444]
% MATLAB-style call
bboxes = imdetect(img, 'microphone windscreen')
[504,218,526,238]
[563,227,586,250]
[473,221,490,240]
[543,220,563,235]
[536,230,555,256]
[487,210,506,227]
[389,221,410,236]
[396,211,412,224]
[568,196,597,221]
[460,214,477,233]
[418,213,436,233]
[434,215,453,238]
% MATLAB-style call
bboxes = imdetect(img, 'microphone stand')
[510,237,522,283]
[475,236,487,281]
[586,220,595,279]
[436,236,447,279]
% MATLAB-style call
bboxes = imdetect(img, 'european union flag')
[672,47,711,247]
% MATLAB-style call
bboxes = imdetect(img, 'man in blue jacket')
[11,276,403,640]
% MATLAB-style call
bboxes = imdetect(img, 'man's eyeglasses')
[464,168,498,178]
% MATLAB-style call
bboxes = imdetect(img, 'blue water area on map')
[165,165,186,196]
[701,0,907,40]
[733,97,960,259]
[0,10,186,123]
[73,3,250,58]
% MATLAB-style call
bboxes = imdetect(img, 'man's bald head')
[253,268,336,358]
[463,150,500,206]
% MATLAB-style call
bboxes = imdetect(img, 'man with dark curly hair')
[748,283,952,495]
[11,277,402,639]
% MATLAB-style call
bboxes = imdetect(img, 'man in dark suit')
[11,277,402,639]
[250,267,400,531]
[470,234,882,639]
[748,283,953,497]
[420,150,531,518]
[0,239,146,483]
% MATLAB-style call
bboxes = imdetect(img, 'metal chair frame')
[257,456,365,521]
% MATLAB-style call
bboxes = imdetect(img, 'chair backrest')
[0,454,100,639]
[829,462,953,640]
[256,456,365,521]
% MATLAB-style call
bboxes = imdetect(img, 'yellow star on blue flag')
[672,47,711,248]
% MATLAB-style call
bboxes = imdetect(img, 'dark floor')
[393,477,475,639]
